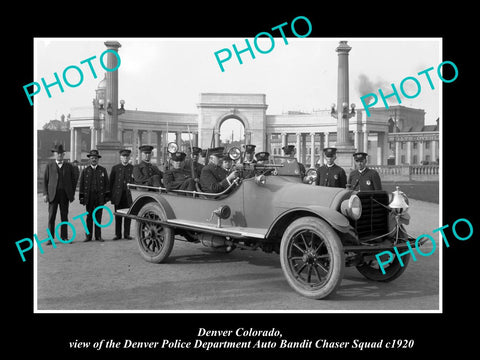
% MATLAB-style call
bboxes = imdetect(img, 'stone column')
[406,141,412,165]
[74,128,82,161]
[96,40,122,172]
[432,140,437,163]
[395,140,401,165]
[324,132,329,148]
[418,140,424,164]
[281,132,287,149]
[335,41,353,148]
[70,127,75,161]
[354,130,360,151]
[310,132,316,168]
[363,130,369,153]
[296,133,301,162]
[132,128,138,164]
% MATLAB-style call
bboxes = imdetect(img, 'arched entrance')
[219,117,245,149]
[196,93,268,152]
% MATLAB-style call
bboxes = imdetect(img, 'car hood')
[269,176,350,210]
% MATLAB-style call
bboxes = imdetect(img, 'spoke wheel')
[280,217,344,299]
[134,202,174,263]
[356,252,410,282]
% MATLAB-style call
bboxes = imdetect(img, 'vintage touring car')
[116,147,416,300]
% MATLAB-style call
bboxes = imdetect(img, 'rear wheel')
[134,202,174,263]
[280,217,345,299]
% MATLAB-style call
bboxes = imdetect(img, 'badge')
[366,180,371,186]
[334,174,338,180]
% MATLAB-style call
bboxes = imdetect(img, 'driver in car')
[199,147,239,193]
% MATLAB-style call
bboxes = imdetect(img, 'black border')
[8,5,475,356]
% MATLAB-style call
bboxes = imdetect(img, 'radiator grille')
[353,191,390,239]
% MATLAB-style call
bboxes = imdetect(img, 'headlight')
[228,147,242,161]
[341,194,362,221]
[167,142,178,154]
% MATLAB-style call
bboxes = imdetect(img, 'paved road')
[35,194,440,311]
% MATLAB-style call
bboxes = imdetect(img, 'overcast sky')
[33,38,441,128]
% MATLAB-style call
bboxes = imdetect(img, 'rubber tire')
[280,216,345,299]
[134,202,174,263]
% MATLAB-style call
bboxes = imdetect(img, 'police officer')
[164,152,197,191]
[183,146,203,181]
[255,151,270,165]
[315,148,347,188]
[78,150,110,242]
[133,145,163,186]
[200,147,239,193]
[348,152,382,191]
[243,144,256,164]
[110,149,134,240]
[282,145,306,178]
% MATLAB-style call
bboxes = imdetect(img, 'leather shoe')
[112,236,121,240]
[124,235,133,240]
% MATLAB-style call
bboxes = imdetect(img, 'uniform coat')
[78,165,110,240]
[183,159,203,179]
[133,161,163,186]
[109,163,134,238]
[79,165,110,206]
[199,163,230,193]
[43,161,77,240]
[348,167,382,191]
[164,167,196,191]
[315,164,347,188]
[109,163,134,208]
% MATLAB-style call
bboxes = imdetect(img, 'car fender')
[266,205,351,239]
[128,193,176,219]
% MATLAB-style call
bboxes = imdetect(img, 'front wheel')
[280,217,345,299]
[356,252,410,282]
[134,202,174,263]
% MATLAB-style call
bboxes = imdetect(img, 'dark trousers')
[48,189,69,240]
[114,205,131,237]
[85,195,103,239]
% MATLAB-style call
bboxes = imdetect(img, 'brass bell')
[389,186,409,213]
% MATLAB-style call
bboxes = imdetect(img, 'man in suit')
[43,144,77,243]
[348,152,382,191]
[315,148,347,188]
[199,147,239,193]
[133,145,163,187]
[164,152,197,191]
[110,149,134,240]
[78,150,110,242]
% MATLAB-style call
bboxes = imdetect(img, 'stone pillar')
[354,130,360,151]
[432,140,437,163]
[281,132,287,149]
[335,41,353,148]
[132,128,138,164]
[395,140,401,165]
[418,140,424,164]
[96,40,122,173]
[74,128,82,161]
[324,132,329,148]
[363,130,369,153]
[296,133,301,162]
[70,127,75,161]
[406,141,412,165]
[310,132,316,168]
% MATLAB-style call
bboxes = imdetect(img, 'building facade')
[67,79,439,171]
